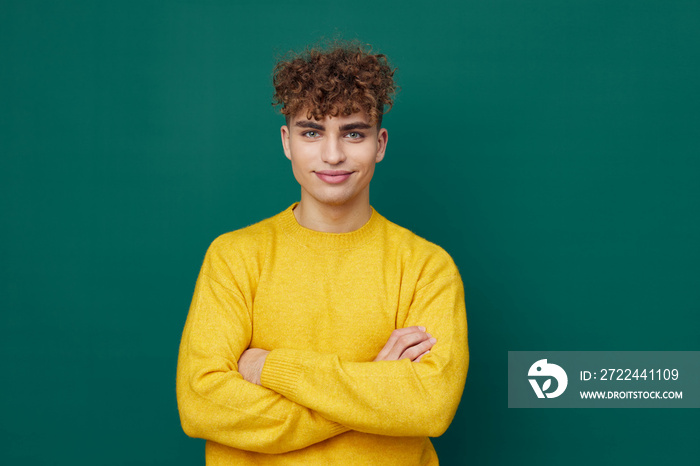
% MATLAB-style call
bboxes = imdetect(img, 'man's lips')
[314,170,353,184]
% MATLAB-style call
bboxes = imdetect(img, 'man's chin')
[310,193,355,208]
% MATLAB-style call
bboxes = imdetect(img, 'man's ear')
[375,127,388,163]
[280,125,292,161]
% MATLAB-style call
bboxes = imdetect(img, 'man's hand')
[238,348,270,385]
[373,326,436,362]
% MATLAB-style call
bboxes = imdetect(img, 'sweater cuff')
[260,348,304,398]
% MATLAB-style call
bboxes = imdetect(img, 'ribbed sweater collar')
[277,203,382,250]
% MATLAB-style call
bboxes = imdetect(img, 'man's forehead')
[291,109,372,126]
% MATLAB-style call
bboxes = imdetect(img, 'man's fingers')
[400,326,427,334]
[374,326,434,362]
[399,337,436,361]
[385,326,426,344]
[413,350,430,362]
[386,332,431,360]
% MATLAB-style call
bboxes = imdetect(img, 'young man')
[176,41,468,465]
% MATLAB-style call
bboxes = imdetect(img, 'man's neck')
[293,195,372,233]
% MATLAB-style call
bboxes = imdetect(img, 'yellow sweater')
[176,204,468,465]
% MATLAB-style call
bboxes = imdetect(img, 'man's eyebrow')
[295,121,325,130]
[339,122,373,131]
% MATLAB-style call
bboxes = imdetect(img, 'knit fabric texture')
[176,203,469,465]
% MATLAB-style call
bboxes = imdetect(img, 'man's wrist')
[260,348,305,397]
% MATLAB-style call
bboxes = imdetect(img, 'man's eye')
[304,131,319,138]
[347,132,363,139]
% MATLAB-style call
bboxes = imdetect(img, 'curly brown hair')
[272,40,396,127]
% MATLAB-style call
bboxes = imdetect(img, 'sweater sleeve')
[176,266,349,454]
[259,271,469,438]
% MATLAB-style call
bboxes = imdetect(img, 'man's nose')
[321,137,346,165]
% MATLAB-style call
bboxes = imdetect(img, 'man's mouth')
[314,170,353,184]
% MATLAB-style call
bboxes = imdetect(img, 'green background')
[2,0,699,464]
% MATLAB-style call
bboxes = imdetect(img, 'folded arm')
[255,274,469,437]
[239,325,436,384]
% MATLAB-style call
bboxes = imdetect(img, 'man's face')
[281,109,388,209]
